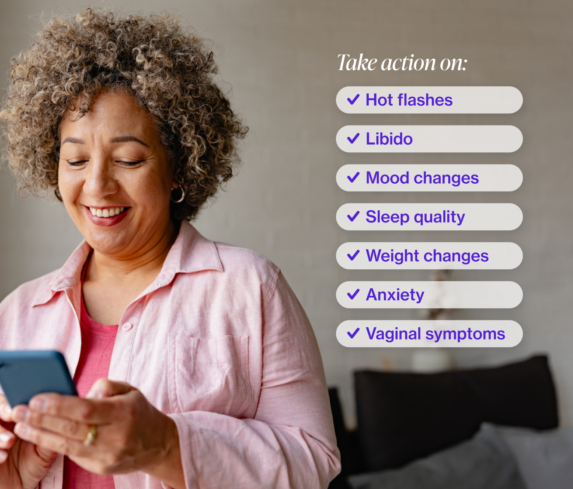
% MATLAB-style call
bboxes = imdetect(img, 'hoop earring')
[171,186,185,203]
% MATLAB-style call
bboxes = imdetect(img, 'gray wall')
[1,0,572,426]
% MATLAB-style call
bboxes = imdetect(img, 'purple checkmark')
[347,289,360,300]
[347,133,360,144]
[347,211,360,222]
[347,94,360,105]
[347,172,360,183]
[347,250,360,261]
[347,328,360,339]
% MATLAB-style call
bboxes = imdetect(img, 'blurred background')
[1,0,572,431]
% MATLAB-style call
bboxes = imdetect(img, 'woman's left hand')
[10,379,185,488]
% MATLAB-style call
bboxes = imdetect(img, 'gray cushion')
[495,425,573,489]
[348,424,526,489]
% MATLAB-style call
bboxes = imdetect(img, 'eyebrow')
[61,137,85,145]
[61,136,148,147]
[109,136,149,147]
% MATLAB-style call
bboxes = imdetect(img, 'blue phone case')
[0,350,78,407]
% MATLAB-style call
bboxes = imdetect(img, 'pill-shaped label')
[337,87,523,114]
[336,242,523,270]
[337,320,523,347]
[336,126,523,153]
[336,165,522,192]
[337,203,523,231]
[336,281,523,309]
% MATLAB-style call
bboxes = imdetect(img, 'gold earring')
[171,187,185,203]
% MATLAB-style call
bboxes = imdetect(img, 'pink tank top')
[62,291,118,488]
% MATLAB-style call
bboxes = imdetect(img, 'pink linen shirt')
[0,221,341,489]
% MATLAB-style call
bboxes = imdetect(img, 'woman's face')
[58,91,175,258]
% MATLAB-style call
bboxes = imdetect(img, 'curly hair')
[0,8,247,221]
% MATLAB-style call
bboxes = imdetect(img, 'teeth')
[89,207,126,218]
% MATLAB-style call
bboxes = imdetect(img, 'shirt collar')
[153,220,224,288]
[33,221,223,307]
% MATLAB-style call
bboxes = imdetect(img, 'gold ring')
[84,425,98,446]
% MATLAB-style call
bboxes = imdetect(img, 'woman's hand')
[0,394,57,489]
[10,379,185,489]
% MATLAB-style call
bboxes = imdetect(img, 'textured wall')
[1,0,572,426]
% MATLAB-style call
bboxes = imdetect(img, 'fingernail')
[15,424,29,438]
[0,451,7,463]
[0,432,13,444]
[2,404,11,416]
[86,387,106,399]
[12,407,29,423]
[29,398,46,412]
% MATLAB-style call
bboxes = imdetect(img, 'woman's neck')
[87,220,178,283]
[81,220,179,325]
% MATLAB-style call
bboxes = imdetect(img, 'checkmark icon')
[347,250,360,261]
[347,211,360,222]
[347,94,360,105]
[347,328,360,339]
[347,133,360,144]
[347,172,360,183]
[347,289,360,300]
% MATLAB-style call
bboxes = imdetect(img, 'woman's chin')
[82,228,134,257]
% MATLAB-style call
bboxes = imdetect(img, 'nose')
[83,155,120,199]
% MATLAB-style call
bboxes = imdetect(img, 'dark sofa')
[328,355,559,489]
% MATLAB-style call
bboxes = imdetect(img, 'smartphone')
[0,350,77,407]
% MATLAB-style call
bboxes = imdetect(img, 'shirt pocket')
[167,334,253,416]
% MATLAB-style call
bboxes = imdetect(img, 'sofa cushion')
[354,355,558,471]
[495,424,573,489]
[347,424,527,489]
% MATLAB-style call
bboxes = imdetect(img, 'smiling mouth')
[87,206,128,218]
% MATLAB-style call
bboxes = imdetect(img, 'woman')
[0,8,340,489]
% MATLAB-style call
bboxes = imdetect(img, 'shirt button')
[122,323,133,332]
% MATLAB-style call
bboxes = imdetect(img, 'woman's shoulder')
[213,242,281,286]
[182,224,281,289]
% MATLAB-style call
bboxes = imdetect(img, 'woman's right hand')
[0,395,57,489]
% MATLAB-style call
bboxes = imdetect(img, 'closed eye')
[65,159,146,166]
[116,160,145,166]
